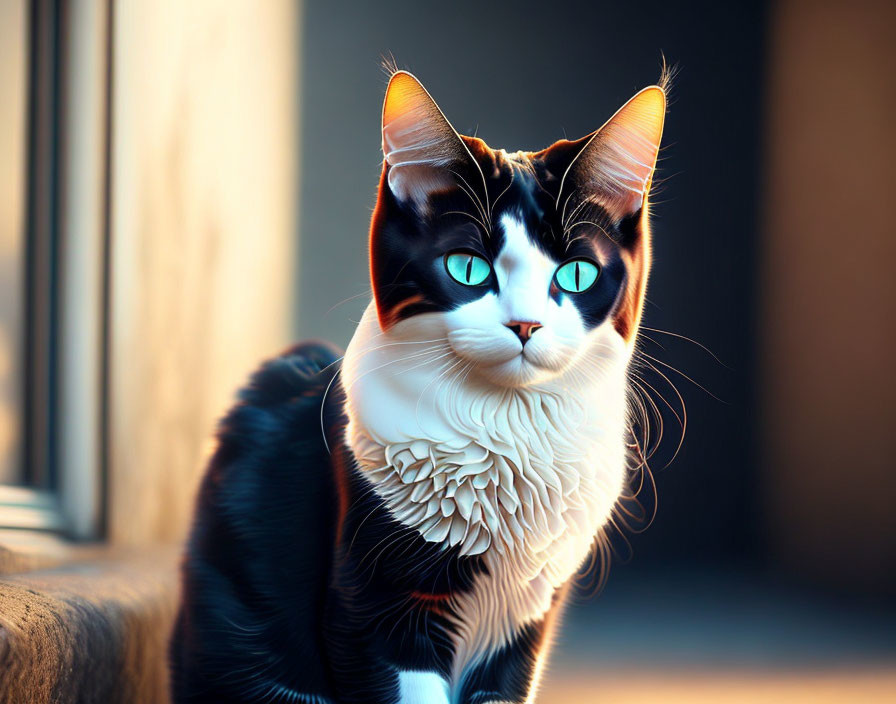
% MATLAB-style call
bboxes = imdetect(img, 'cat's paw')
[397,670,450,704]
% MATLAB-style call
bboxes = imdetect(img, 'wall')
[108,0,299,545]
[762,0,896,594]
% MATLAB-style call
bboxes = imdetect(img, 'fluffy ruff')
[343,302,631,677]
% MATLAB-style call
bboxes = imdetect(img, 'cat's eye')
[445,252,491,286]
[554,259,600,294]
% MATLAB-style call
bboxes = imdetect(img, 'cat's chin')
[473,355,560,388]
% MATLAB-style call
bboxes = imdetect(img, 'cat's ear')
[559,86,666,221]
[381,71,473,207]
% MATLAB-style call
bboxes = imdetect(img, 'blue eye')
[445,252,491,286]
[554,259,599,293]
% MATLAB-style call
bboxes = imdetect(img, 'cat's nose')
[505,320,543,345]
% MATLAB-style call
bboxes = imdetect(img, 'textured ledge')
[0,530,90,577]
[0,547,179,704]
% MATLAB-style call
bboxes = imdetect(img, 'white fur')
[443,217,588,388]
[342,216,632,693]
[396,671,450,704]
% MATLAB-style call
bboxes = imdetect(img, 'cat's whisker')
[638,350,726,403]
[414,356,466,425]
[449,169,491,232]
[353,337,450,356]
[347,345,452,385]
[320,368,344,454]
[631,361,687,466]
[558,185,578,223]
[560,192,589,233]
[394,349,457,379]
[564,219,613,241]
[638,332,667,352]
[630,367,679,436]
[441,209,489,233]
[627,383,655,466]
[490,166,516,220]
[322,343,452,453]
[323,288,375,317]
[639,325,729,368]
[563,232,592,252]
[630,377,665,461]
[432,358,466,410]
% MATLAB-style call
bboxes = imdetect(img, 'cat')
[170,69,667,704]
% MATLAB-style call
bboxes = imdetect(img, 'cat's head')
[369,71,665,388]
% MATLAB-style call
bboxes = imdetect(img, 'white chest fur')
[342,303,631,680]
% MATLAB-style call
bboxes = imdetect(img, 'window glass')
[0,0,27,486]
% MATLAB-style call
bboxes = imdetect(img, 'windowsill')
[0,487,68,534]
[0,542,180,704]
[0,530,90,576]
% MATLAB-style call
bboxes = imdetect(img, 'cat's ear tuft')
[381,71,471,207]
[562,85,666,221]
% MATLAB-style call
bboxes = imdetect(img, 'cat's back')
[190,340,344,539]
[171,341,343,703]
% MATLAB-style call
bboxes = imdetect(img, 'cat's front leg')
[458,585,571,704]
[456,622,546,704]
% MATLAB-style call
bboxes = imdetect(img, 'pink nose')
[504,320,543,344]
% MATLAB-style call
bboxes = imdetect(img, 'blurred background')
[1,0,894,702]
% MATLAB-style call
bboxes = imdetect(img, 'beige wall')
[108,0,299,545]
[762,0,896,593]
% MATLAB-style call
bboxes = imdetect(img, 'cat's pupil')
[575,262,580,289]
[465,256,473,283]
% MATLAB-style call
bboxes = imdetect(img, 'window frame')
[2,0,112,540]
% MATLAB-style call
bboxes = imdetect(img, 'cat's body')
[346,295,629,689]
[172,71,667,703]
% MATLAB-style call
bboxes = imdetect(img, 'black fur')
[371,141,630,333]
[171,343,341,703]
[171,344,561,703]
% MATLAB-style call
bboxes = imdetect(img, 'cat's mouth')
[446,327,575,387]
